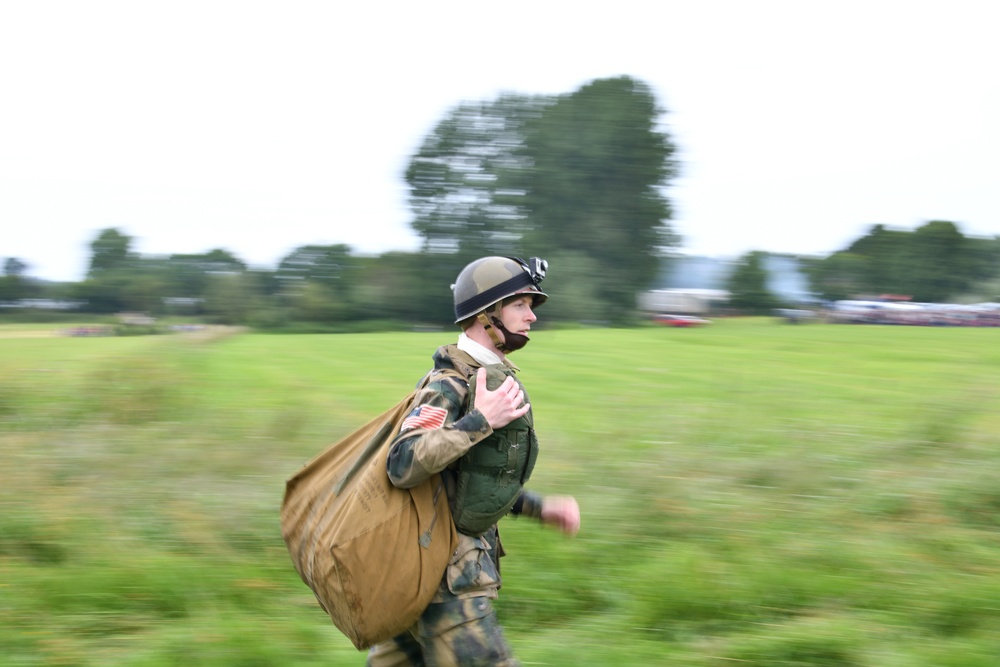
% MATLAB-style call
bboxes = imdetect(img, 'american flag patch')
[400,404,448,432]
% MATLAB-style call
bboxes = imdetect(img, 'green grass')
[3,319,1000,665]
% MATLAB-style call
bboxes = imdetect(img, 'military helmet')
[453,256,548,324]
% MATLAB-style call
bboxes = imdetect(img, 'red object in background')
[653,314,710,327]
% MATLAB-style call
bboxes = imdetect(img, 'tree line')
[723,221,1000,314]
[2,77,677,329]
[3,76,999,326]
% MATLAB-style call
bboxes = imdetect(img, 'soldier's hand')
[540,495,580,536]
[474,367,530,430]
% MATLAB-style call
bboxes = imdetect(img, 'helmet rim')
[452,256,548,323]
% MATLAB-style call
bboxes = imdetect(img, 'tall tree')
[832,220,980,302]
[275,244,357,324]
[165,249,247,300]
[3,257,28,278]
[276,244,354,290]
[404,94,544,259]
[0,257,32,302]
[405,77,679,324]
[87,228,135,276]
[806,251,868,301]
[910,220,969,301]
[846,224,904,295]
[962,235,1000,301]
[519,76,679,322]
[356,251,460,326]
[727,251,780,314]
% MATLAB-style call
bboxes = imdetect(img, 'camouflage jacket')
[387,344,544,601]
[386,344,542,524]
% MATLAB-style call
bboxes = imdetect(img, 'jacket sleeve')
[386,376,493,488]
[510,489,543,520]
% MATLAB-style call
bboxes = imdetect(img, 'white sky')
[2,1,998,282]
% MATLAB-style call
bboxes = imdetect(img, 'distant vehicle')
[654,314,710,327]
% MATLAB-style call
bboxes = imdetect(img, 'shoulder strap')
[421,366,467,387]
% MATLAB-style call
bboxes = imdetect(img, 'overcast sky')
[2,1,998,282]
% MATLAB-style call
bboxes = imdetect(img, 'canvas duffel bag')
[281,371,460,650]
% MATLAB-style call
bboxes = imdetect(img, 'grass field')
[3,319,1000,666]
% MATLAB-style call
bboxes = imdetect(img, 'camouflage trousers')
[366,528,518,667]
[365,596,519,667]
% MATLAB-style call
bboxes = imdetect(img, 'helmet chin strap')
[475,312,530,354]
[493,316,530,352]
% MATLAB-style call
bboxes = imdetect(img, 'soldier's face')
[498,294,537,338]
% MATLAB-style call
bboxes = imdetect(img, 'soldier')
[366,256,581,667]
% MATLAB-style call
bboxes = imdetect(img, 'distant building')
[638,288,728,315]
[639,254,817,315]
[0,298,83,310]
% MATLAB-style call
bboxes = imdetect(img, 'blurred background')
[4,5,1000,663]
[3,1,1000,334]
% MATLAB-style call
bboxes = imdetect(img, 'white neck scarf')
[457,332,504,367]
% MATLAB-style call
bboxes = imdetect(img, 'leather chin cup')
[475,312,530,354]
[491,316,530,353]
